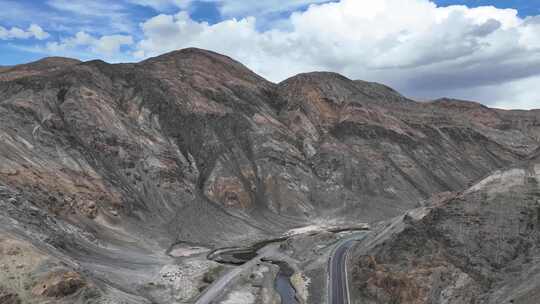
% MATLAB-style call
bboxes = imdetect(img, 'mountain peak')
[140,47,270,86]
[0,56,81,81]
[282,71,353,83]
[26,56,81,67]
[278,71,360,104]
[142,47,231,64]
[278,70,411,111]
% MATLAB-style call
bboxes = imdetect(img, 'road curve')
[329,233,369,304]
[195,253,263,304]
[195,244,281,304]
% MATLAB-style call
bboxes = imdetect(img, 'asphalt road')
[195,230,369,304]
[195,244,281,304]
[329,233,369,304]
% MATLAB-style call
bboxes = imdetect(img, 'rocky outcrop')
[32,271,85,298]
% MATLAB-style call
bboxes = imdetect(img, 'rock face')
[0,48,539,303]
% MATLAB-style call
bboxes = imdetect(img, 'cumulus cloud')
[46,31,133,58]
[132,0,540,109]
[0,24,49,40]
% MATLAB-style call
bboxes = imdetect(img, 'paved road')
[196,230,369,304]
[329,233,369,304]
[195,255,262,304]
[195,244,279,304]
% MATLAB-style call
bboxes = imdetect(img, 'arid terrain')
[0,48,539,303]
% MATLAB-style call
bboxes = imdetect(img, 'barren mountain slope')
[277,72,538,218]
[0,48,538,303]
[350,150,540,304]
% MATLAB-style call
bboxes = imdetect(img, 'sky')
[0,0,539,109]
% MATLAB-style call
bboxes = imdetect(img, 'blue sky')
[0,0,539,109]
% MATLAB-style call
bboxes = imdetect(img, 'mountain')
[0,48,538,303]
[0,57,81,82]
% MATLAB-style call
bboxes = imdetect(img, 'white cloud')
[127,0,191,11]
[46,0,125,16]
[492,75,540,110]
[27,24,50,40]
[216,0,332,17]
[519,17,540,50]
[441,74,540,110]
[129,0,331,17]
[46,31,133,58]
[0,24,49,40]
[95,35,134,54]
[46,0,134,33]
[132,0,540,109]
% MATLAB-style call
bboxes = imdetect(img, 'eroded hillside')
[350,150,540,304]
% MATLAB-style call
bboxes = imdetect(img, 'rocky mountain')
[0,48,538,303]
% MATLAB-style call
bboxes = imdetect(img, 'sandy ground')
[169,246,210,258]
[0,235,48,304]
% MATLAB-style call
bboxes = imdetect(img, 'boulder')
[32,271,85,298]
